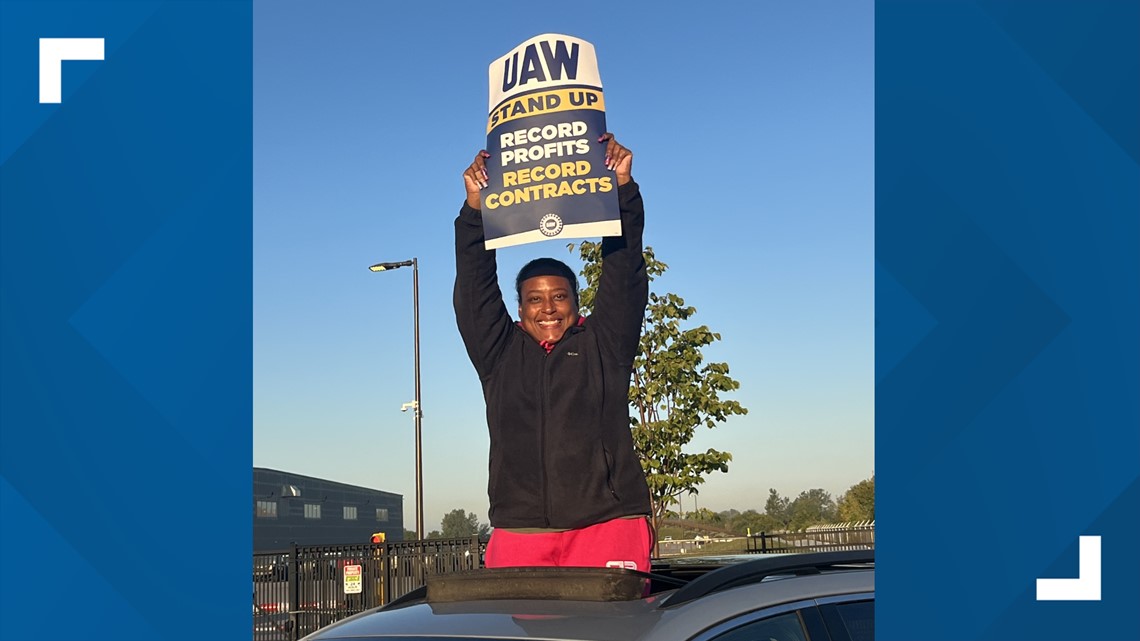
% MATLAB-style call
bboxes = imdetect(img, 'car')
[253,601,293,641]
[299,550,874,641]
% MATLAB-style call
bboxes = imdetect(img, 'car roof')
[303,551,874,641]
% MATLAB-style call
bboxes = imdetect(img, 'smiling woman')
[517,271,579,346]
[453,136,654,569]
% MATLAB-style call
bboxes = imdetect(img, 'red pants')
[485,516,651,572]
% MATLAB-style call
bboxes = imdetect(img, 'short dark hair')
[515,258,579,306]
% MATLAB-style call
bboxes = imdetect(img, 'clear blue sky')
[253,0,874,532]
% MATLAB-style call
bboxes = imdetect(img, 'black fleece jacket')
[453,181,652,529]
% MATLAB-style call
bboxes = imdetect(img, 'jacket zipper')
[540,343,551,527]
[604,447,621,502]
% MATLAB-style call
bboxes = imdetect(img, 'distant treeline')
[670,476,875,534]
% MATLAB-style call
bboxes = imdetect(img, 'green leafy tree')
[402,529,417,540]
[765,489,791,528]
[837,475,875,522]
[727,509,781,535]
[572,242,748,543]
[440,508,490,538]
[718,508,741,522]
[787,489,837,530]
[688,507,722,524]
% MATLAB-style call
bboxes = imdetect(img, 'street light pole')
[368,258,424,541]
[411,257,423,542]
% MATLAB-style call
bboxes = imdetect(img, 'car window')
[820,599,874,641]
[835,601,873,641]
[707,611,808,641]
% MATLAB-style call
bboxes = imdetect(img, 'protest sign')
[481,34,621,250]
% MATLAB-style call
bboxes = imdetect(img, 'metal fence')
[254,525,876,639]
[746,522,875,554]
[253,537,486,641]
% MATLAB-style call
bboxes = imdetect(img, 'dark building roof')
[254,467,404,551]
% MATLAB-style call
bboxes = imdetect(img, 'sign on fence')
[343,564,362,594]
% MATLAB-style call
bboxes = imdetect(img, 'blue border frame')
[1,2,252,639]
[877,2,1139,639]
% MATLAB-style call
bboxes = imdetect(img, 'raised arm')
[453,151,513,379]
[589,134,648,369]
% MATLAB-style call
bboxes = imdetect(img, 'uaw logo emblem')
[539,213,564,237]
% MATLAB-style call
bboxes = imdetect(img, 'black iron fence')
[255,526,875,639]
[253,537,486,641]
[746,523,875,554]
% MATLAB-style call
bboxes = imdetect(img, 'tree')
[787,489,837,530]
[764,489,791,528]
[688,508,722,524]
[718,508,741,522]
[726,509,781,536]
[402,529,417,540]
[837,475,875,523]
[440,508,490,538]
[572,242,748,544]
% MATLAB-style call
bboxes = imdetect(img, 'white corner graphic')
[39,38,105,104]
[1036,535,1101,601]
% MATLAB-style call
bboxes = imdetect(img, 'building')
[254,467,403,551]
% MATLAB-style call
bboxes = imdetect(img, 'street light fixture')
[368,258,423,541]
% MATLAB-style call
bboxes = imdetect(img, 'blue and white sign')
[481,34,620,250]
